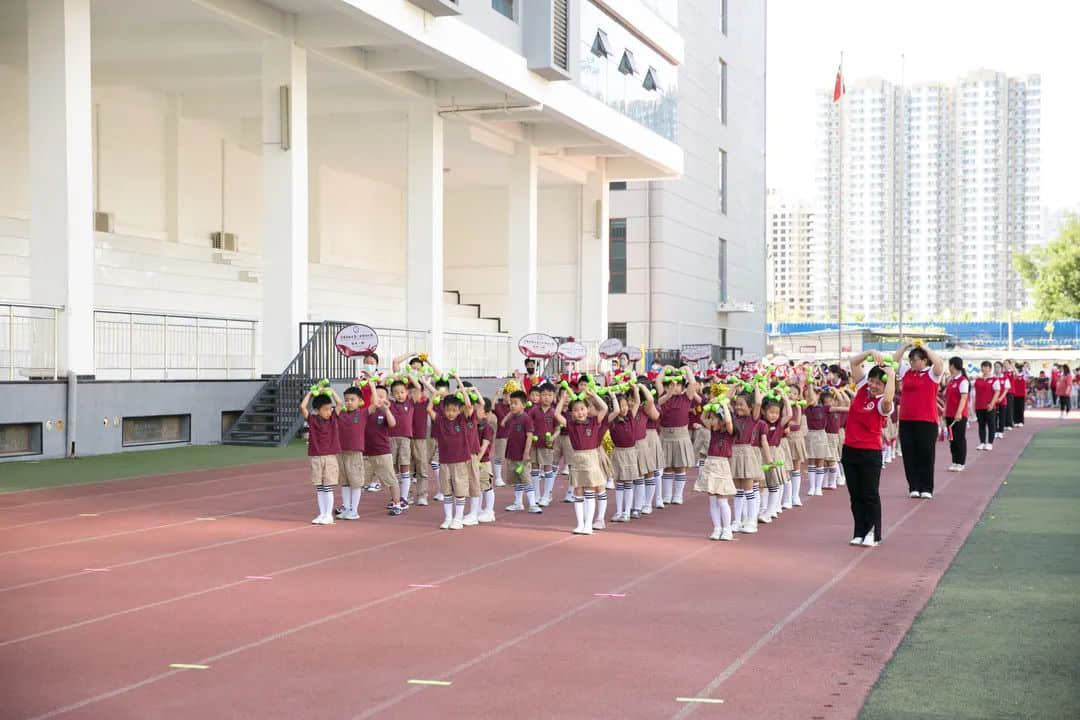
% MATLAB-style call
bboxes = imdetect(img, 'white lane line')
[669,433,1032,720]
[24,534,575,720]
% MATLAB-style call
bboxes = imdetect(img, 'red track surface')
[0,422,1044,719]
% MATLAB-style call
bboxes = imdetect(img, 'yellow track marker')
[407,679,451,687]
[79,513,99,517]
[676,697,724,704]
[169,663,209,670]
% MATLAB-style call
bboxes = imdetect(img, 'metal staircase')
[223,321,359,447]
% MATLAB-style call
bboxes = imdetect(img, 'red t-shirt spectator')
[899,365,942,423]
[843,381,889,451]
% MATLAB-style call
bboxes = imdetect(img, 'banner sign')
[680,344,711,362]
[598,338,624,359]
[518,333,558,359]
[557,341,587,361]
[334,324,379,357]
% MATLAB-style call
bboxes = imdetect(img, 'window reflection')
[577,1,678,142]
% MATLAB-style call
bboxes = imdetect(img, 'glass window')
[719,149,728,214]
[492,0,515,21]
[609,218,627,294]
[607,322,628,344]
[609,181,627,191]
[719,58,727,124]
[719,238,728,302]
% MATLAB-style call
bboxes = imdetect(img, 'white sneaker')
[861,535,878,547]
[671,498,684,505]
[909,490,921,498]
[433,492,445,501]
[985,444,992,451]
[920,492,933,499]
[592,520,606,530]
[837,477,846,486]
[537,496,552,507]
[495,478,507,487]
[449,518,463,530]
[955,464,964,472]
[720,528,733,541]
[478,510,496,523]
[641,505,653,515]
[662,496,673,505]
[655,501,666,509]
[439,518,452,529]
[562,467,570,475]
[505,503,524,512]
[709,526,722,541]
[947,464,958,472]
[1017,423,1024,427]
[782,502,793,510]
[462,514,479,527]
[850,537,864,545]
[563,493,576,504]
[319,515,334,525]
[793,498,803,507]
[610,512,625,523]
[758,514,772,524]
[572,524,588,534]
[528,504,543,514]
[312,515,325,525]
[343,510,360,520]
[741,520,758,534]
[731,520,742,533]
[368,482,382,492]
[416,498,429,507]
[335,508,348,519]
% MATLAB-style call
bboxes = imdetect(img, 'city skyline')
[766,0,1079,209]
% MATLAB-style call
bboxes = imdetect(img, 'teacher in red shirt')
[892,342,946,499]
[841,350,896,547]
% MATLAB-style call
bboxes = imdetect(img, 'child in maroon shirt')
[335,384,377,520]
[300,387,343,525]
[500,390,538,512]
[554,388,609,534]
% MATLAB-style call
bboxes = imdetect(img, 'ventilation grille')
[552,0,569,71]
[211,232,238,252]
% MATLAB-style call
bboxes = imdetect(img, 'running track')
[0,421,1046,719]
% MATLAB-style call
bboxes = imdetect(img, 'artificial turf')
[859,424,1080,720]
[0,441,307,493]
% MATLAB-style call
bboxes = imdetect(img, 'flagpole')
[837,51,844,366]
[898,53,905,344]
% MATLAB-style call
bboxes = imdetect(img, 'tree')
[1015,215,1080,319]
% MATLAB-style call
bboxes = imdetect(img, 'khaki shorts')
[337,450,364,488]
[411,437,430,480]
[441,460,479,498]
[531,445,556,468]
[494,437,508,462]
[476,460,493,492]
[364,453,397,488]
[309,455,340,486]
[503,459,531,485]
[391,437,412,468]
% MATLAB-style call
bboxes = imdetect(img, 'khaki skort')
[569,448,606,489]
[694,456,735,496]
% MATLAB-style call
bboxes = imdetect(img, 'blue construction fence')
[771,321,1080,348]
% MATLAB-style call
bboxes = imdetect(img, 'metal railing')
[94,310,257,380]
[1,303,59,381]
[298,323,430,379]
[442,331,512,377]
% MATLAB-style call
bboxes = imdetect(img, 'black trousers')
[976,408,995,445]
[842,446,883,541]
[1013,397,1025,425]
[1061,396,1072,415]
[945,416,967,465]
[997,399,1010,432]
[899,420,937,494]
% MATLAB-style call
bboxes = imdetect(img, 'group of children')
[298,351,908,543]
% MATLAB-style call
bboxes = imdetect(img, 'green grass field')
[859,425,1080,720]
[0,442,307,494]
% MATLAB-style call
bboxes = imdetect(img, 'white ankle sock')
[399,472,411,501]
[483,488,495,512]
[469,496,481,517]
[340,486,352,510]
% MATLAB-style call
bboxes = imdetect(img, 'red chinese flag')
[833,65,845,102]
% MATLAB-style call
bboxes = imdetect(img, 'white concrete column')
[260,38,309,372]
[28,0,94,375]
[164,95,181,244]
[579,162,609,341]
[406,100,444,360]
[506,142,538,341]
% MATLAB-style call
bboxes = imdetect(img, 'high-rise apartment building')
[766,189,814,321]
[813,69,1041,321]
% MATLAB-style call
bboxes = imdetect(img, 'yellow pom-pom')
[417,352,429,362]
[501,379,521,395]
[710,383,728,399]
[601,430,614,456]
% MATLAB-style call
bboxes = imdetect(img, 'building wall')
[766,189,814,320]
[606,0,767,354]
[0,379,265,461]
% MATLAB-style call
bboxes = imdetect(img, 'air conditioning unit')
[211,232,238,252]
[93,211,114,233]
[406,0,461,16]
[524,0,571,81]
